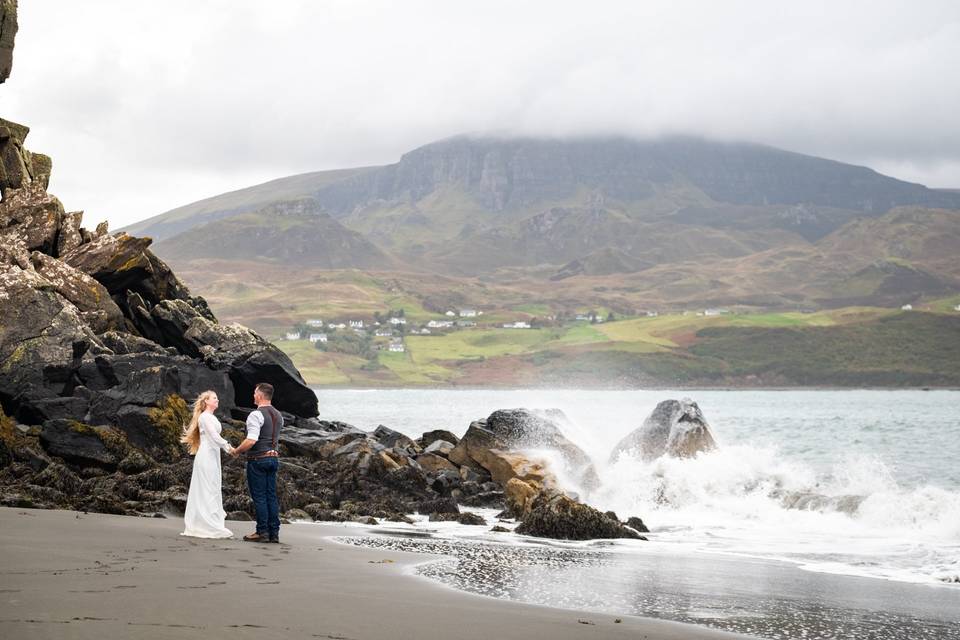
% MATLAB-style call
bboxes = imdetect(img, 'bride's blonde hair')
[180,390,216,455]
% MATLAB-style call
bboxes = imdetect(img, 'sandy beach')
[0,507,748,640]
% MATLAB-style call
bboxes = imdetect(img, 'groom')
[231,382,284,543]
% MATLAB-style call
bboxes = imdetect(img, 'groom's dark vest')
[247,405,283,460]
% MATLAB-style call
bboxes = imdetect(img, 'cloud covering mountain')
[3,0,959,228]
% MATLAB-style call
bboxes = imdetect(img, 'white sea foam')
[587,444,960,584]
[315,388,960,586]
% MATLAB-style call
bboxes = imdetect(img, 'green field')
[274,307,960,387]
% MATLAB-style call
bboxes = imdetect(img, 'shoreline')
[308,384,960,391]
[0,507,749,640]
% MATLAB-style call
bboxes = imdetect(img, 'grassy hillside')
[265,303,959,388]
[121,167,375,241]
[167,259,960,388]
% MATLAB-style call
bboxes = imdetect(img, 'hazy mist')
[3,0,958,227]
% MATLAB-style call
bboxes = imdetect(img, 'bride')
[180,390,234,538]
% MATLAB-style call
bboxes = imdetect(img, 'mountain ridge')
[124,134,960,244]
[129,134,960,310]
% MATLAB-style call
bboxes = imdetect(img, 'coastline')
[0,508,749,640]
[307,384,960,391]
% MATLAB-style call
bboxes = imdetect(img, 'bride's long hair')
[181,390,216,455]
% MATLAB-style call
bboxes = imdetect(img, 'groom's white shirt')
[245,410,264,441]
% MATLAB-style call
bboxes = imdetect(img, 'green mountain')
[131,134,960,309]
[152,198,395,270]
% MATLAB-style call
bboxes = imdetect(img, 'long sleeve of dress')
[199,413,232,451]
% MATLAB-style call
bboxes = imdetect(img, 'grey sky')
[3,0,959,228]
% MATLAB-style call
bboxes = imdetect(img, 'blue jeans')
[246,457,280,537]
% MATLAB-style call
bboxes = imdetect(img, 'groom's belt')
[247,450,279,460]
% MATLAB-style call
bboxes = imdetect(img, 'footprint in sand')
[207,581,226,585]
[113,585,137,589]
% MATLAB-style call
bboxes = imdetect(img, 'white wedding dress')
[181,412,233,538]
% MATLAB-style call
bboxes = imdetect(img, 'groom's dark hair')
[255,382,274,400]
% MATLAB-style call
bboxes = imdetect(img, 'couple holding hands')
[180,382,283,543]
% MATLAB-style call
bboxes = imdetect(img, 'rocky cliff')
[0,120,319,449]
[0,0,15,85]
[126,135,960,248]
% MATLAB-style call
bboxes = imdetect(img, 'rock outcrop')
[452,408,600,491]
[610,398,717,462]
[443,410,644,539]
[0,0,16,85]
[515,492,643,540]
[0,122,318,432]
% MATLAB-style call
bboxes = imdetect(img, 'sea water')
[316,389,960,638]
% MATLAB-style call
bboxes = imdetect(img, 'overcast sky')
[3,0,959,228]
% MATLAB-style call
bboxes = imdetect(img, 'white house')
[503,321,531,329]
[306,319,324,327]
[704,308,729,317]
[646,311,659,318]
[459,309,477,317]
[349,320,364,328]
[419,328,432,335]
[901,304,913,311]
[308,333,328,343]
[445,310,456,317]
[427,320,454,329]
[375,328,393,337]
[388,341,405,353]
[954,304,960,312]
[328,322,346,329]
[575,314,590,321]
[285,332,301,340]
[457,321,477,328]
[388,317,407,325]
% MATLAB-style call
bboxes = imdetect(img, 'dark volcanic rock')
[515,492,643,541]
[417,429,460,448]
[30,251,125,333]
[456,512,487,526]
[610,398,717,462]
[278,421,365,458]
[372,425,421,453]
[0,267,107,420]
[417,497,459,515]
[626,516,650,533]
[169,307,318,417]
[39,420,120,470]
[61,232,191,306]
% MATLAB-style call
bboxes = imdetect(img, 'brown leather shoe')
[243,532,267,542]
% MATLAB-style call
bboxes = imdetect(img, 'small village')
[276,298,959,361]
[279,307,618,355]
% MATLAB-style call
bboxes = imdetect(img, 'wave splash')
[588,445,960,585]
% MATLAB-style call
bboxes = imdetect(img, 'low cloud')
[4,0,959,227]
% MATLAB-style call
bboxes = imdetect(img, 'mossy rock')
[147,394,189,454]
[0,407,15,445]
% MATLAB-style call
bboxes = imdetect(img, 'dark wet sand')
[0,507,748,639]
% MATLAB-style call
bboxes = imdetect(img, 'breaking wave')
[590,445,960,584]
